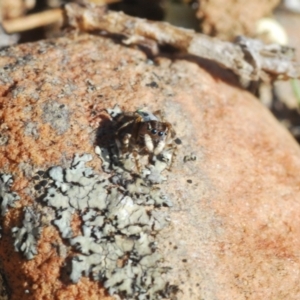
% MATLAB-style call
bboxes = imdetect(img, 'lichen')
[42,154,109,211]
[11,207,41,260]
[41,101,70,134]
[35,152,173,298]
[53,209,74,238]
[24,122,39,139]
[12,106,177,299]
[0,174,20,216]
[0,132,9,146]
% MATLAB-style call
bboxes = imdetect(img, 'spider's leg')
[121,133,131,152]
[164,143,177,170]
[132,149,141,174]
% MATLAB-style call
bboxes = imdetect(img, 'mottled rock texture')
[1,32,300,300]
[197,0,280,40]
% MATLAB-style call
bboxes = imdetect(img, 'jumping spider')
[107,106,176,172]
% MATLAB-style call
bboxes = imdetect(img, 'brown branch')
[2,0,121,34]
[3,9,63,33]
[65,2,300,81]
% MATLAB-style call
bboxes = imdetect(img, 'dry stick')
[2,0,122,34]
[65,3,300,81]
[3,9,64,33]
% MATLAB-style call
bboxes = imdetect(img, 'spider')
[107,106,176,171]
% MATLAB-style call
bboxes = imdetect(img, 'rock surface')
[0,32,300,300]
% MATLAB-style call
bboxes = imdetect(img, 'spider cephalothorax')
[135,119,173,155]
[107,107,176,171]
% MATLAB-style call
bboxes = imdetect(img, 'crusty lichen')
[43,153,172,299]
[0,174,20,216]
[42,154,109,211]
[12,207,41,260]
[12,106,176,299]
[41,101,70,135]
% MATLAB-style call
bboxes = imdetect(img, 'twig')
[2,0,121,34]
[3,9,63,34]
[65,2,300,81]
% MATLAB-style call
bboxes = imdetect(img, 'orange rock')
[0,32,300,300]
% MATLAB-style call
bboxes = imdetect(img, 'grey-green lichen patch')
[0,174,20,216]
[32,149,174,299]
[41,101,70,134]
[12,104,176,298]
[43,154,109,211]
[96,146,173,208]
[12,207,41,260]
[39,153,172,296]
[0,133,9,146]
[24,122,39,139]
[53,209,74,238]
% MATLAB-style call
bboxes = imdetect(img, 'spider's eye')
[151,129,157,134]
[158,131,164,136]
